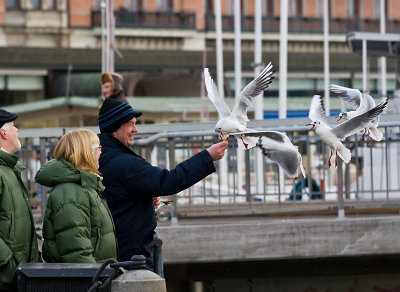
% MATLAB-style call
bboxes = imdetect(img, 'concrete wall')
[158,215,400,264]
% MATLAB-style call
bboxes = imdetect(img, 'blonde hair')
[54,129,100,175]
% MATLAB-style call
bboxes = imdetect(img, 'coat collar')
[0,149,24,174]
[99,133,139,156]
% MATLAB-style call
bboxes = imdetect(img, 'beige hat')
[101,72,124,96]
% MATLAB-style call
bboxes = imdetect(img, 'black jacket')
[99,133,215,261]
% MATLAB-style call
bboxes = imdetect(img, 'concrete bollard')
[111,269,167,292]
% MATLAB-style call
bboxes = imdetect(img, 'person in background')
[28,150,42,208]
[98,98,228,271]
[101,72,127,102]
[35,129,118,263]
[0,108,41,291]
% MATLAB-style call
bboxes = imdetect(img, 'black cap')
[98,99,142,134]
[0,109,18,129]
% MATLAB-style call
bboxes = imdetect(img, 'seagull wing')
[229,130,288,144]
[332,99,388,140]
[308,95,327,123]
[230,62,275,125]
[258,136,302,178]
[330,84,362,109]
[204,68,231,118]
[359,93,376,112]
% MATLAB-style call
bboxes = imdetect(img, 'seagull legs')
[328,150,333,168]
[361,128,371,145]
[240,135,249,149]
[335,151,338,167]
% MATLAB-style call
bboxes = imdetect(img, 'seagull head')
[306,121,319,131]
[336,112,347,122]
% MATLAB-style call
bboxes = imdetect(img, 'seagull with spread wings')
[230,130,306,179]
[330,84,386,145]
[204,62,275,150]
[307,95,388,167]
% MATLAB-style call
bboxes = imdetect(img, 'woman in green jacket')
[36,129,118,263]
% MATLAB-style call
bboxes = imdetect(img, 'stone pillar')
[111,269,167,292]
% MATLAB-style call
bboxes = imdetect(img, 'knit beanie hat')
[0,109,18,129]
[98,99,142,133]
[101,72,124,96]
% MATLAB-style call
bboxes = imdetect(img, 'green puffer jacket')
[35,159,118,263]
[0,150,41,292]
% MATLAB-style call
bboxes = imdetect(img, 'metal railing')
[17,114,400,222]
[91,10,196,29]
[205,15,400,34]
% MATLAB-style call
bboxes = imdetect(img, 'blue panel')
[263,110,341,119]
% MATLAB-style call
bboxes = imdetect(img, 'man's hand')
[153,197,161,210]
[206,141,228,161]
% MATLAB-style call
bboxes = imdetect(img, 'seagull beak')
[336,115,343,122]
[218,131,229,141]
[306,123,315,131]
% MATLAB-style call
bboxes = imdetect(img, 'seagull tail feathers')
[369,127,383,141]
[337,145,351,164]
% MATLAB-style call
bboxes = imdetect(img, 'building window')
[43,0,56,10]
[372,0,383,19]
[158,0,173,12]
[126,0,143,11]
[262,0,269,16]
[227,0,244,16]
[6,0,20,9]
[206,0,213,14]
[288,0,297,17]
[31,0,42,9]
[328,0,354,18]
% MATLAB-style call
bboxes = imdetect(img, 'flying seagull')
[204,62,275,150]
[330,84,386,145]
[307,95,388,167]
[230,130,306,179]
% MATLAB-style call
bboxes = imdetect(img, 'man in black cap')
[0,109,41,291]
[98,99,228,272]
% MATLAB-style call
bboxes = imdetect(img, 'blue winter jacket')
[99,133,216,262]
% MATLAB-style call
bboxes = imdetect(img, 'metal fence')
[18,114,400,222]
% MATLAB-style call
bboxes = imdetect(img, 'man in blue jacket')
[98,99,228,271]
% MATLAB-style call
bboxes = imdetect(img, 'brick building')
[0,0,399,127]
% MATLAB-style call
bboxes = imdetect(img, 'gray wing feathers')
[230,130,287,143]
[360,94,376,112]
[204,68,231,118]
[330,84,362,109]
[332,99,388,140]
[258,137,302,178]
[231,62,274,125]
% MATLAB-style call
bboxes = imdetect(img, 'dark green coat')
[35,159,118,263]
[0,150,41,292]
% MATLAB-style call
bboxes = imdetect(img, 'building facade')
[0,0,399,127]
